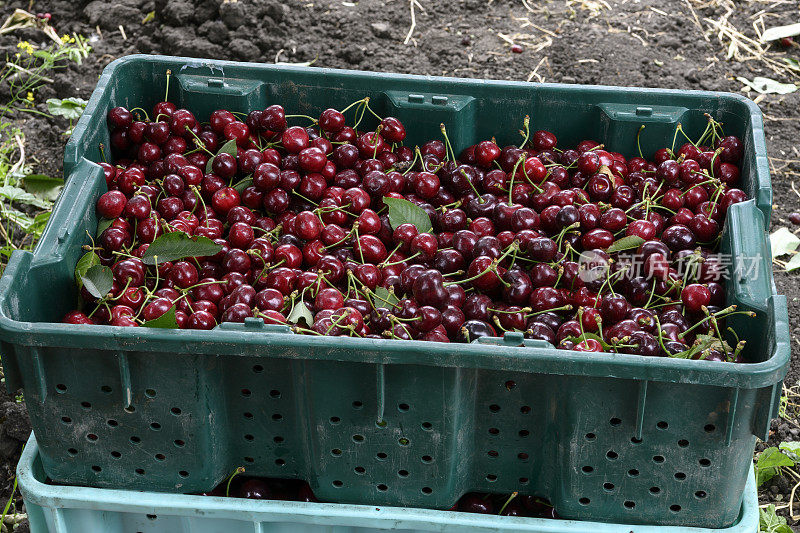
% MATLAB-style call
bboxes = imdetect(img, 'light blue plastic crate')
[17,434,757,533]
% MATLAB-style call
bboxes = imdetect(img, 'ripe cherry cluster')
[63,78,753,361]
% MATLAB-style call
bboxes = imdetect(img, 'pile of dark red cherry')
[62,91,753,361]
[205,475,554,517]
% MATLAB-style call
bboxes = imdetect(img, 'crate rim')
[16,434,759,533]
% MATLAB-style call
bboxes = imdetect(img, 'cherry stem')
[340,97,369,115]
[518,115,530,149]
[98,143,107,164]
[225,467,245,497]
[460,167,483,201]
[164,69,171,103]
[184,125,214,156]
[508,155,525,206]
[637,124,645,159]
[440,123,456,162]
[129,107,150,122]
[285,114,318,123]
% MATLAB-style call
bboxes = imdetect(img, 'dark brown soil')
[1,0,798,528]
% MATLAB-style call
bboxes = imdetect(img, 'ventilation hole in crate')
[631,437,643,444]
[606,450,618,460]
[398,438,409,446]
[656,421,668,430]
[582,466,594,474]
[603,482,614,492]
[91,465,101,472]
[488,450,498,458]
[352,401,363,409]
[674,472,686,480]
[124,406,136,413]
[111,450,121,458]
[56,384,67,393]
[422,487,432,494]
[68,448,78,456]
[519,429,529,437]
[87,433,98,441]
[489,428,500,435]
[155,454,166,462]
[352,434,365,443]
[623,501,635,509]
[135,468,145,475]
[609,417,622,426]
[628,469,639,477]
[678,439,689,448]
[241,389,251,397]
[376,420,388,428]
[422,422,432,431]
[579,498,590,505]
[398,403,410,412]
[253,364,264,373]
[377,484,388,491]
[130,436,141,444]
[670,504,681,512]
[147,514,157,520]
[518,453,529,461]
[650,487,661,494]
[174,440,185,447]
[398,470,409,478]
[355,466,366,474]
[244,412,253,420]
[699,458,711,467]
[332,448,342,456]
[244,457,254,463]
[653,455,665,464]
[61,416,71,424]
[179,471,189,478]
[275,459,286,466]
[585,433,596,441]
[107,419,118,427]
[150,423,161,431]
[274,436,284,443]
[520,405,531,414]
[81,402,92,409]
[171,407,182,416]
[486,474,497,482]
[489,404,501,413]
[519,477,529,485]
[704,424,715,433]
[145,389,156,398]
[272,413,283,421]
[695,490,707,499]
[505,380,516,390]
[377,452,388,460]
[244,434,255,442]
[333,480,343,488]
[270,389,281,398]
[101,385,112,394]
[421,455,433,464]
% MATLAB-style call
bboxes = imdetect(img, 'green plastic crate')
[17,434,759,533]
[0,55,789,528]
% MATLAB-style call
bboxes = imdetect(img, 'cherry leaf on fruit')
[286,300,314,326]
[80,264,113,299]
[205,138,238,174]
[770,227,800,258]
[373,286,399,309]
[605,235,644,254]
[232,177,253,193]
[96,218,114,236]
[142,305,179,329]
[74,251,101,289]
[382,197,432,234]
[142,231,223,265]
